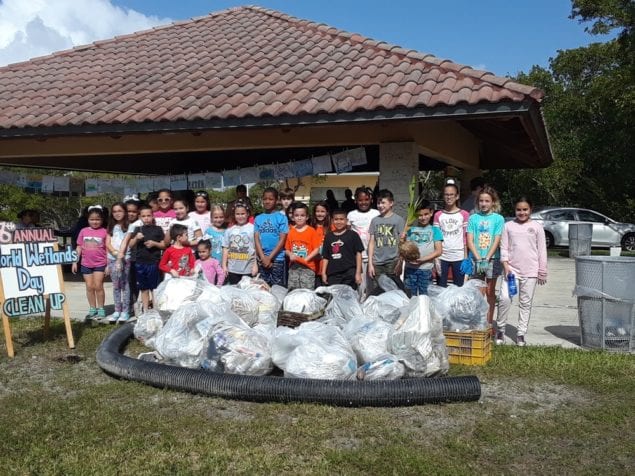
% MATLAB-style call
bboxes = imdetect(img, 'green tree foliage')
[486,0,634,220]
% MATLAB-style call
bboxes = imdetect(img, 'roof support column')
[379,141,418,218]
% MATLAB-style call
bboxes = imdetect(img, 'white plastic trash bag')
[272,322,357,380]
[429,280,488,331]
[389,295,447,377]
[315,285,364,328]
[282,289,327,314]
[237,275,271,292]
[196,281,224,305]
[247,288,281,327]
[219,286,260,326]
[270,285,288,304]
[133,309,165,349]
[201,318,273,376]
[362,290,409,324]
[356,354,405,380]
[154,277,200,313]
[344,315,392,363]
[154,302,208,368]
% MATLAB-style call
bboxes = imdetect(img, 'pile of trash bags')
[134,276,489,381]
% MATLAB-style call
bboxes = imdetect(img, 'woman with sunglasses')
[189,190,212,233]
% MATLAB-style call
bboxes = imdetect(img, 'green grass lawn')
[1,318,633,475]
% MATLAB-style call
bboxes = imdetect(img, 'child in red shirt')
[285,203,321,290]
[159,224,195,278]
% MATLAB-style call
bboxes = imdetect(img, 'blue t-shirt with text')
[255,212,289,262]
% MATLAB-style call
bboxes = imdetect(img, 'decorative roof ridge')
[245,6,544,101]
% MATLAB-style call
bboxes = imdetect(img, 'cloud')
[0,0,171,66]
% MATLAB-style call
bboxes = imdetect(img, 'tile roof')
[0,6,544,132]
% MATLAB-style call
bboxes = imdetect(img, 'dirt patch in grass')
[481,378,591,415]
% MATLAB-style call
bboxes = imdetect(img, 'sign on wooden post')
[0,222,76,357]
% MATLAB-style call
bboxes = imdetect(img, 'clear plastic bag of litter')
[219,285,260,327]
[200,313,273,376]
[429,280,489,331]
[344,315,393,363]
[377,273,400,292]
[282,289,327,314]
[272,321,357,380]
[237,275,271,292]
[247,288,282,327]
[196,281,224,305]
[389,295,448,377]
[133,309,166,349]
[154,277,202,315]
[356,354,405,380]
[362,290,409,324]
[270,285,289,304]
[154,302,209,368]
[315,284,364,328]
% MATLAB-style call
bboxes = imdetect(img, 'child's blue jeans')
[258,260,286,287]
[404,268,432,296]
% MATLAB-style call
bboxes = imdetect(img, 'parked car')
[530,207,635,251]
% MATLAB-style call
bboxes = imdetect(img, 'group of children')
[72,181,547,346]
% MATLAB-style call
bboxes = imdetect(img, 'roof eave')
[0,101,535,139]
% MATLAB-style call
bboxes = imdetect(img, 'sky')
[0,0,615,75]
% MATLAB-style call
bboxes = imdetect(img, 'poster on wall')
[187,174,206,190]
[205,172,223,189]
[311,154,333,174]
[258,165,275,181]
[239,167,259,184]
[154,176,170,190]
[170,174,188,191]
[223,169,241,187]
[293,159,314,177]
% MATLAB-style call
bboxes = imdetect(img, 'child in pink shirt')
[497,196,548,346]
[195,239,225,286]
[72,206,108,320]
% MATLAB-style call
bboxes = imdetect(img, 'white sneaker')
[495,331,505,345]
[117,312,130,323]
[516,335,527,347]
[107,312,120,323]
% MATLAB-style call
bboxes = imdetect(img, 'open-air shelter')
[0,6,552,211]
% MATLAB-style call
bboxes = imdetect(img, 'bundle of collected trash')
[133,276,488,380]
[427,280,489,331]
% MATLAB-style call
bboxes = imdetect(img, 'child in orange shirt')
[285,203,321,290]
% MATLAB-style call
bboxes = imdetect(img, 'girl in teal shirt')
[467,186,505,329]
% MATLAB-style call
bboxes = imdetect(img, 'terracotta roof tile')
[0,6,544,131]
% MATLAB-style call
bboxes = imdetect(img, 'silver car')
[531,207,635,251]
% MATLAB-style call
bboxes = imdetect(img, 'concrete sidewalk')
[55,256,582,348]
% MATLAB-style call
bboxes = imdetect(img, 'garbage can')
[569,222,592,258]
[574,256,635,352]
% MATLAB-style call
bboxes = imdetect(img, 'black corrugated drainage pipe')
[97,323,481,407]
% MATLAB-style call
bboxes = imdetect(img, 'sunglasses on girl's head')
[196,191,209,198]
[157,198,171,202]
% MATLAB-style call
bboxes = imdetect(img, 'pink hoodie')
[500,220,548,279]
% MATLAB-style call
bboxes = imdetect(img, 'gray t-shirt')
[369,213,405,265]
[222,223,255,275]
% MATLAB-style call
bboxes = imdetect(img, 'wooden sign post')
[0,222,76,357]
